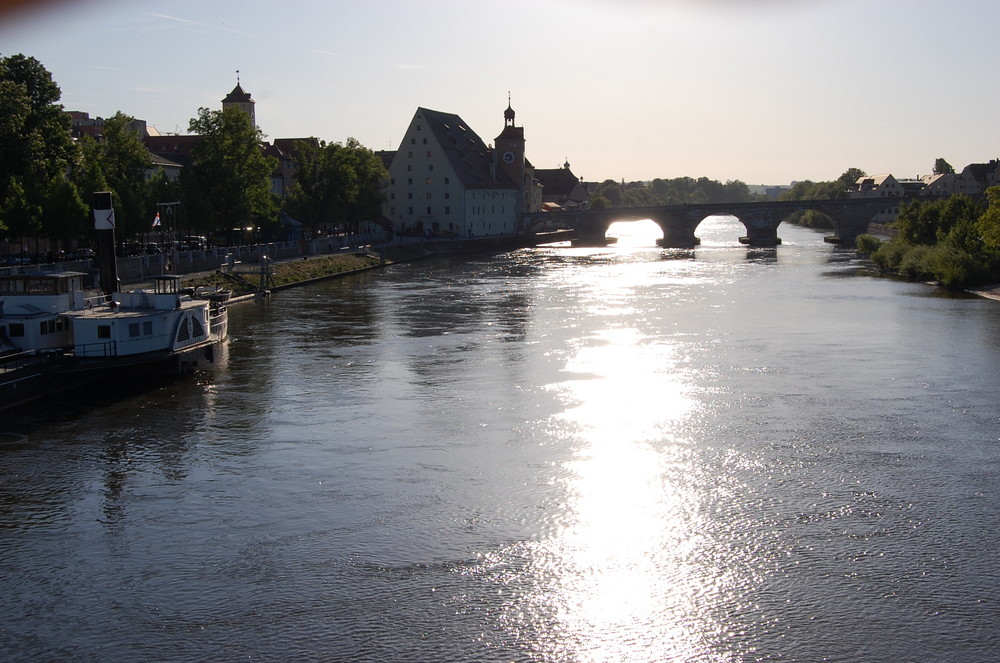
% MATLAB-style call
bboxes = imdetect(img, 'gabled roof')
[964,160,1000,183]
[416,107,516,189]
[535,167,583,197]
[222,84,253,104]
[143,134,202,165]
[856,173,899,188]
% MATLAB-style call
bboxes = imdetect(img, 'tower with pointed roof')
[222,71,256,127]
[495,95,526,205]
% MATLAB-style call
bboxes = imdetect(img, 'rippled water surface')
[3,218,1000,662]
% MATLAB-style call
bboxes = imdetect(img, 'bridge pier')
[825,205,888,245]
[651,210,702,248]
[572,217,615,246]
[736,208,786,246]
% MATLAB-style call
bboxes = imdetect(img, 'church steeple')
[222,70,256,127]
[504,91,515,127]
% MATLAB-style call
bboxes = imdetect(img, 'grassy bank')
[180,244,433,296]
[181,252,381,296]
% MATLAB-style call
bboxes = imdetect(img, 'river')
[2,217,999,662]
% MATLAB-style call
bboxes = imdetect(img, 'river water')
[2,218,999,662]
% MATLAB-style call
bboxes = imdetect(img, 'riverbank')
[969,283,1000,301]
[177,231,575,298]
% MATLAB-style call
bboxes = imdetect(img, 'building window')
[408,178,412,185]
[407,165,412,172]
[390,178,395,185]
[408,207,413,214]
[408,192,413,199]
[391,207,395,215]
[408,151,413,158]
[411,138,416,145]
[445,207,450,215]
[426,206,431,215]
[444,178,449,184]
[444,193,450,199]
[426,178,432,185]
[428,165,434,171]
[390,193,395,200]
[422,137,427,144]
[426,192,431,199]
[426,151,431,158]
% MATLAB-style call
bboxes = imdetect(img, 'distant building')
[264,137,318,197]
[221,80,256,127]
[382,102,541,237]
[535,160,590,208]
[961,160,1000,193]
[68,111,183,181]
[850,173,906,223]
[142,78,316,198]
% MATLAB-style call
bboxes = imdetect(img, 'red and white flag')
[152,212,161,228]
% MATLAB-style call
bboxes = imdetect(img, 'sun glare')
[606,219,663,247]
[530,322,722,660]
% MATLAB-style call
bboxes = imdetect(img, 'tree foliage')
[284,137,386,235]
[187,106,278,236]
[780,168,865,202]
[871,193,1000,288]
[71,112,152,241]
[592,176,760,208]
[933,158,955,175]
[0,54,79,236]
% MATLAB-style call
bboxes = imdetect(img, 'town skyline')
[1,0,997,186]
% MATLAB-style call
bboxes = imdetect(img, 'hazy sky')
[1,0,996,185]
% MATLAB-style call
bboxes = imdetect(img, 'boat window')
[192,317,204,338]
[176,319,190,342]
[97,325,111,339]
[128,322,140,338]
[9,323,24,337]
[143,321,153,336]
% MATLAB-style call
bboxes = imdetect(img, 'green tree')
[895,199,940,245]
[594,180,623,206]
[0,54,79,237]
[933,158,955,175]
[780,168,866,202]
[72,112,152,241]
[978,186,1000,249]
[285,138,386,235]
[588,194,610,210]
[186,106,277,237]
[344,138,388,232]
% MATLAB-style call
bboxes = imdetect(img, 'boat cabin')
[0,272,90,355]
[71,275,214,359]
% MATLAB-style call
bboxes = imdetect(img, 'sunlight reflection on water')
[524,251,736,661]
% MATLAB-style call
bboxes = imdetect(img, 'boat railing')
[72,340,117,358]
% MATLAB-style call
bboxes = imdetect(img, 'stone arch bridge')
[523,197,913,248]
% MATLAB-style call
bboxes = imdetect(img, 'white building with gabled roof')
[382,104,540,237]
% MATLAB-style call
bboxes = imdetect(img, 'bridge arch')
[522,197,911,248]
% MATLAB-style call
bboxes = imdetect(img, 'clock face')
[503,151,515,164]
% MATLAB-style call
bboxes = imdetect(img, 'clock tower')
[495,95,528,211]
